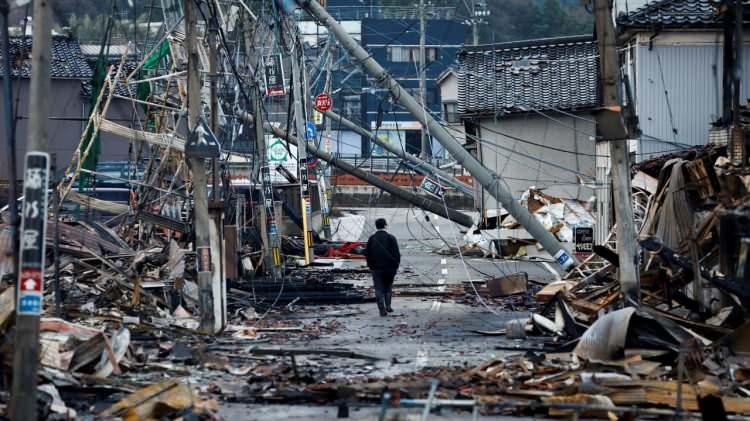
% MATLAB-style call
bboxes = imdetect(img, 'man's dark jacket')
[366,230,400,273]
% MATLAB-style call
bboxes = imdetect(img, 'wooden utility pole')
[593,0,640,306]
[290,32,315,265]
[11,0,52,418]
[185,0,222,334]
[419,0,429,159]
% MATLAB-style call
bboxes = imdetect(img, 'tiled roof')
[81,61,139,99]
[617,0,719,28]
[457,35,600,116]
[0,35,93,79]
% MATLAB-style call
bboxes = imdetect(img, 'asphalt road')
[219,208,558,420]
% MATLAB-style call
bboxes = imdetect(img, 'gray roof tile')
[617,0,719,28]
[0,35,93,79]
[457,35,600,116]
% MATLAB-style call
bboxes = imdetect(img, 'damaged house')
[457,35,600,211]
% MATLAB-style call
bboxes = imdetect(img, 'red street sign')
[20,269,42,292]
[314,93,333,112]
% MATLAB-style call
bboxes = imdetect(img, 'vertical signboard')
[574,226,594,258]
[263,54,286,97]
[16,152,50,315]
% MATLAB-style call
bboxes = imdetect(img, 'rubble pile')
[257,144,750,418]
[0,213,373,419]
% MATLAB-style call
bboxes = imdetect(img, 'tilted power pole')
[593,0,640,306]
[11,0,52,418]
[233,108,476,228]
[297,0,578,271]
[324,109,473,197]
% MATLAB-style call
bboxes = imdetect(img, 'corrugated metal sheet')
[634,43,729,160]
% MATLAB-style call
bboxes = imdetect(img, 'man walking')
[366,218,400,316]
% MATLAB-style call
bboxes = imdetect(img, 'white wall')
[439,72,458,103]
[478,112,596,211]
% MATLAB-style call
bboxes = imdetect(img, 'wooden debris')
[486,272,527,297]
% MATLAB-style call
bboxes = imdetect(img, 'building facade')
[617,0,750,160]
[299,1,467,159]
[457,36,600,215]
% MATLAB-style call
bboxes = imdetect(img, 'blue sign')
[305,122,316,140]
[18,295,41,314]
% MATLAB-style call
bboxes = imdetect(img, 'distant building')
[360,18,466,157]
[617,0,750,159]
[457,35,600,215]
[298,1,467,158]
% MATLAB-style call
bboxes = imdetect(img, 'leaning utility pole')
[297,0,578,271]
[233,108,476,228]
[289,31,315,265]
[185,0,222,333]
[11,0,52,418]
[324,109,473,197]
[419,0,429,160]
[593,0,640,306]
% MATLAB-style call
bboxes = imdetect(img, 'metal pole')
[233,108,475,227]
[11,0,51,418]
[270,125,475,227]
[319,45,333,239]
[289,30,315,265]
[593,0,640,306]
[419,0,429,160]
[297,0,577,270]
[0,0,17,281]
[324,109,473,196]
[185,0,219,334]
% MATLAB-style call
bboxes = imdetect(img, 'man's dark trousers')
[372,270,395,315]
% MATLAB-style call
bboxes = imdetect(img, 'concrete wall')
[0,79,134,181]
[477,112,596,212]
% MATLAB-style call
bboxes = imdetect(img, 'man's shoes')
[379,309,388,317]
[385,293,393,312]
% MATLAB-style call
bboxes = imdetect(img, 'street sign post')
[314,92,332,112]
[574,226,594,257]
[305,121,316,141]
[185,116,221,159]
[421,177,445,199]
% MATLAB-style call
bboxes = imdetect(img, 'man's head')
[375,218,387,230]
